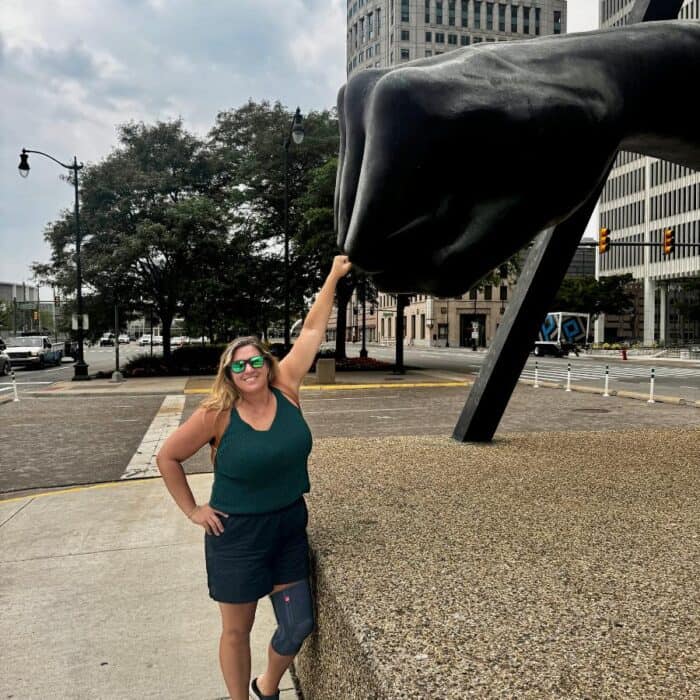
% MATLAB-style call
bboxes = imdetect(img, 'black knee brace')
[270,579,315,656]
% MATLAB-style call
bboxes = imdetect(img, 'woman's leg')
[218,600,258,700]
[255,579,312,697]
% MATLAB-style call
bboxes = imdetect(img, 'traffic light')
[599,227,611,254]
[663,227,675,255]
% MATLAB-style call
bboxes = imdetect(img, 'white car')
[138,335,152,346]
[118,334,130,344]
[152,335,163,346]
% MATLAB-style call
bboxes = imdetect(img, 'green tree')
[35,120,229,360]
[553,274,635,318]
[209,101,340,335]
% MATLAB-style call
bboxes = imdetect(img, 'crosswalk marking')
[121,395,185,480]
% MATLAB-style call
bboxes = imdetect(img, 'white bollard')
[533,361,539,388]
[565,362,572,392]
[603,365,610,397]
[11,369,19,402]
[647,367,656,404]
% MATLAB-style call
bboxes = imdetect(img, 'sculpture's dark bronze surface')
[336,20,699,296]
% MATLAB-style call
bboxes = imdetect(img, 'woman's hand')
[329,254,352,281]
[189,504,228,535]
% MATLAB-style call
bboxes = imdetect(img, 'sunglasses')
[230,355,266,373]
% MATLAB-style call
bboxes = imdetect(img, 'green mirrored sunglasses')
[230,355,265,373]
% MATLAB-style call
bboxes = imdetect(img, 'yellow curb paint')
[184,381,470,394]
[0,476,162,505]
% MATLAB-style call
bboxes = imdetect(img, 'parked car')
[4,335,63,368]
[152,335,163,346]
[118,334,130,344]
[170,336,190,347]
[0,336,6,351]
[99,333,115,347]
[138,335,152,346]
[0,349,11,375]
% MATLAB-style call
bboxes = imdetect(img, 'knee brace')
[270,579,315,656]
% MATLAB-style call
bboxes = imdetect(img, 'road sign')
[72,314,89,330]
[16,301,37,310]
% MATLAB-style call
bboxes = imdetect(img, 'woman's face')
[229,345,269,394]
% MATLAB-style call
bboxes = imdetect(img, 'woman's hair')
[200,336,279,413]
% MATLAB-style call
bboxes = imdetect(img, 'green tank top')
[209,386,312,514]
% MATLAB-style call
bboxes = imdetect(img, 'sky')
[0,0,599,298]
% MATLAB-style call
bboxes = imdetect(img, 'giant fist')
[335,21,700,296]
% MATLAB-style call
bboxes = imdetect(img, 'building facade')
[342,0,567,347]
[596,0,700,345]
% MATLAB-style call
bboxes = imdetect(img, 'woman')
[156,255,352,700]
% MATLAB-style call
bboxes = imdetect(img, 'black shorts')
[205,497,310,604]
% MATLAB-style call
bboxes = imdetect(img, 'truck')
[534,312,590,357]
[4,335,64,368]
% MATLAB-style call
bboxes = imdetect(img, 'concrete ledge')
[296,431,700,699]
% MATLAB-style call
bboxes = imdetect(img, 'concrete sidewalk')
[0,474,298,700]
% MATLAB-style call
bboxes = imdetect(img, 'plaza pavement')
[1,367,699,698]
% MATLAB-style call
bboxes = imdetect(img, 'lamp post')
[283,107,304,351]
[360,275,368,358]
[18,148,89,380]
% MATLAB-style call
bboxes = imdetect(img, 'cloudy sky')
[0,0,599,296]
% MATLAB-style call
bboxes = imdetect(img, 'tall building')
[597,0,700,345]
[344,0,567,348]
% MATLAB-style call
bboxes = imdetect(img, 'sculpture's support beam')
[452,190,600,443]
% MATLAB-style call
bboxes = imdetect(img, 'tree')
[209,101,340,335]
[35,120,230,360]
[552,274,635,318]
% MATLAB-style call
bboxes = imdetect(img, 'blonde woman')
[157,255,352,700]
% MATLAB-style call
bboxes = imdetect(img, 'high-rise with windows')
[343,1,567,349]
[597,0,700,345]
[347,0,566,75]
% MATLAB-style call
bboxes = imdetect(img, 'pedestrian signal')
[663,227,675,255]
[32,310,39,321]
[599,227,611,254]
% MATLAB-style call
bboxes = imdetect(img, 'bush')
[123,345,227,377]
[122,345,395,376]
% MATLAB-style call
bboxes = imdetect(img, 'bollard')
[565,362,572,392]
[603,365,610,397]
[647,367,655,404]
[11,369,19,402]
[533,360,539,388]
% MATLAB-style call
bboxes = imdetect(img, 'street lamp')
[283,107,304,350]
[18,148,89,380]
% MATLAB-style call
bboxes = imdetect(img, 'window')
[511,4,518,32]
[401,0,410,22]
[435,31,445,42]
[367,45,373,57]
[460,34,470,45]
[359,50,364,62]
[436,0,443,23]
[468,288,477,300]
[498,3,505,31]
[486,2,493,30]
[448,33,457,44]
[401,29,410,40]
[360,17,365,42]
[420,314,426,339]
[368,12,374,38]
[535,6,540,35]
[484,285,492,301]
[449,0,456,25]
[474,1,481,29]
[426,30,432,41]
[523,5,530,33]
[500,286,508,301]
[461,1,468,27]
[472,35,482,42]
[553,9,561,34]
[411,315,416,338]
[376,9,381,32]
[425,0,431,23]
[401,48,410,60]
[425,49,433,56]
